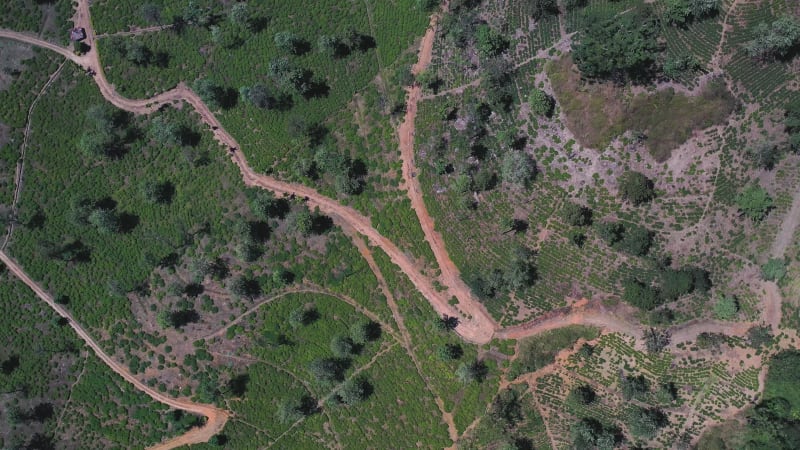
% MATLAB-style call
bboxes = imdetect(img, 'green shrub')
[761,258,786,282]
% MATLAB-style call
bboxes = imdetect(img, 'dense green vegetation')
[0,277,186,449]
[701,351,800,449]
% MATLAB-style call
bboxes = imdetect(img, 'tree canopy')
[618,171,655,205]
[572,9,661,81]
[744,16,800,61]
[736,185,773,221]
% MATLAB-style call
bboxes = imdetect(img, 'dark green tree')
[621,373,651,401]
[437,343,463,361]
[622,278,660,310]
[148,116,183,146]
[274,31,307,55]
[714,295,739,320]
[618,171,655,205]
[88,208,119,234]
[330,336,356,358]
[737,185,773,221]
[124,40,152,65]
[568,385,597,405]
[529,89,555,117]
[626,406,667,439]
[287,207,313,235]
[239,84,276,109]
[528,0,558,19]
[572,10,660,81]
[336,376,372,405]
[786,99,800,152]
[747,325,774,348]
[500,152,537,187]
[476,25,508,57]
[141,180,174,204]
[350,321,380,344]
[562,202,591,226]
[193,78,224,109]
[308,358,344,384]
[455,360,487,383]
[140,3,161,23]
[229,3,251,28]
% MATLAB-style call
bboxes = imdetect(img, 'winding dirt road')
[396,0,497,341]
[2,0,798,447]
[0,251,230,449]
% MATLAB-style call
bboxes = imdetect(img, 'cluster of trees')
[594,221,653,257]
[738,351,800,448]
[266,57,321,99]
[572,8,661,82]
[663,0,719,26]
[107,38,166,67]
[571,417,620,450]
[467,246,536,301]
[745,16,800,61]
[207,3,267,49]
[77,105,135,159]
[303,321,380,406]
[69,196,134,235]
[311,147,365,195]
[562,202,592,247]
[623,265,710,310]
[663,54,701,80]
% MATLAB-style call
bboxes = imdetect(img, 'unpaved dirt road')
[1,3,497,346]
[0,251,230,449]
[396,0,497,341]
[3,0,799,446]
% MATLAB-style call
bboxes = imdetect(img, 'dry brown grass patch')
[547,57,737,161]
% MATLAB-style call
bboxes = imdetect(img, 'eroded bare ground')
[0,0,798,447]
